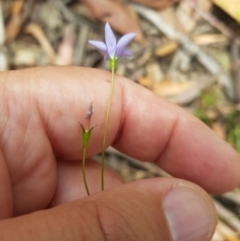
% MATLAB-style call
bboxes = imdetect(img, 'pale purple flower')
[88,23,136,60]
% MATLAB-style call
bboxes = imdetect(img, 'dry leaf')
[13,48,39,66]
[176,0,213,33]
[193,34,227,45]
[130,0,179,10]
[138,64,164,91]
[216,221,240,241]
[176,1,198,32]
[155,41,178,57]
[153,80,192,97]
[5,0,24,41]
[137,76,153,89]
[167,76,215,105]
[212,122,226,139]
[70,2,96,21]
[213,0,240,22]
[146,62,164,83]
[212,229,224,241]
[80,0,143,42]
[160,7,185,33]
[205,109,218,120]
[24,23,56,64]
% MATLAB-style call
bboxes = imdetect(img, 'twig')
[53,0,96,28]
[231,43,240,102]
[132,4,235,99]
[214,200,240,231]
[223,191,240,206]
[216,221,239,240]
[24,23,56,64]
[106,147,170,178]
[73,25,89,66]
[168,76,215,105]
[184,0,240,45]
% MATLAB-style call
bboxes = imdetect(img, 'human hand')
[0,66,239,241]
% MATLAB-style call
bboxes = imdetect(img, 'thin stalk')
[82,145,90,196]
[101,66,115,191]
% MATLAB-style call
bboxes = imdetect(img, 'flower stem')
[101,66,115,191]
[82,145,90,196]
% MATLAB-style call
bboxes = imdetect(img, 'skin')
[0,66,239,240]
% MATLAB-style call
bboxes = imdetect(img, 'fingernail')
[163,186,217,241]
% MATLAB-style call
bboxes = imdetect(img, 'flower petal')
[116,33,136,58]
[105,23,117,58]
[88,40,107,53]
[118,49,132,57]
[88,40,108,59]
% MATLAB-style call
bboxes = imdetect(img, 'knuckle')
[81,201,138,241]
[96,202,134,241]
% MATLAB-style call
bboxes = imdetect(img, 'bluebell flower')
[88,22,136,61]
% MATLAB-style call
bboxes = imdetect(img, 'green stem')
[82,146,90,196]
[101,66,115,191]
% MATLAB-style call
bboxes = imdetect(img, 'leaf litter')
[1,0,240,239]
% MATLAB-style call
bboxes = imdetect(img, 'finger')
[50,159,123,206]
[0,178,217,241]
[9,66,240,193]
[0,152,12,219]
[1,66,239,216]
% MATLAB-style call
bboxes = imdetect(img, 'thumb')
[0,178,217,241]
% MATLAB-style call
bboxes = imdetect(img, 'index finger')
[3,66,240,194]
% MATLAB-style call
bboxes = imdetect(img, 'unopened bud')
[86,102,93,122]
[80,102,97,147]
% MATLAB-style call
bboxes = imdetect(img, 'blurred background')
[0,0,240,239]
